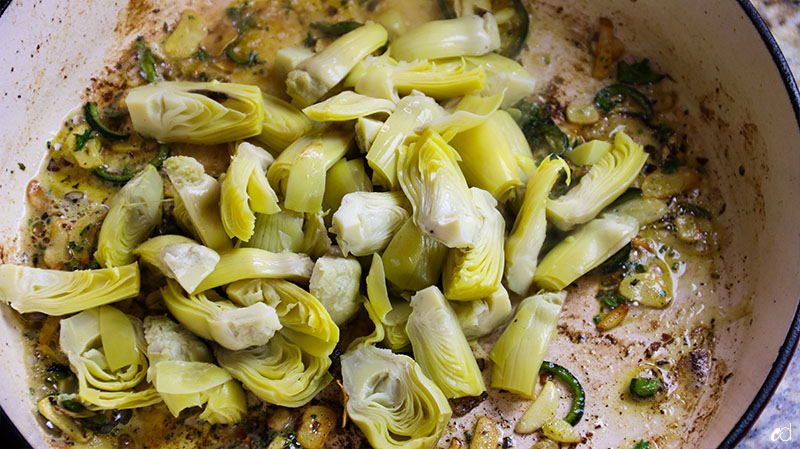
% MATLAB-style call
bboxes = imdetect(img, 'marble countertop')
[737,1,800,448]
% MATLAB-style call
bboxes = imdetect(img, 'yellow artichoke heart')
[215,333,333,408]
[443,188,505,301]
[397,129,482,249]
[126,81,265,144]
[390,14,500,61]
[489,291,566,398]
[303,91,396,122]
[405,286,485,398]
[59,306,161,409]
[451,285,512,340]
[134,235,220,293]
[341,344,452,449]
[164,156,232,251]
[96,165,163,268]
[546,131,648,231]
[221,142,280,242]
[332,191,410,257]
[309,254,362,326]
[365,254,411,351]
[252,93,314,154]
[0,263,140,315]
[193,248,314,294]
[381,218,448,291]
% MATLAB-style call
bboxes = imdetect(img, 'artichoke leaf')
[96,165,163,268]
[426,90,504,142]
[365,254,411,351]
[465,53,537,107]
[303,91,396,122]
[547,131,648,231]
[59,306,161,409]
[253,93,314,154]
[332,191,410,257]
[505,156,570,296]
[406,286,485,398]
[126,81,265,144]
[443,188,505,301]
[341,344,452,449]
[323,158,373,215]
[215,333,333,408]
[243,210,305,253]
[164,156,232,250]
[489,291,566,398]
[0,263,140,315]
[397,128,482,248]
[381,218,448,291]
[193,248,314,294]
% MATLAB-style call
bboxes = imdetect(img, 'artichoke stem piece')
[406,286,485,398]
[390,14,500,61]
[126,81,265,144]
[547,131,648,231]
[489,291,566,398]
[96,165,163,268]
[0,263,140,315]
[287,23,388,107]
[341,344,452,449]
[397,129,482,249]
[505,156,570,296]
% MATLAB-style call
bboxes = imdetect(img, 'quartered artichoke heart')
[95,165,163,268]
[252,93,314,154]
[135,235,220,294]
[226,278,339,357]
[341,344,452,449]
[505,156,570,296]
[192,248,314,294]
[546,131,648,231]
[489,290,566,398]
[161,279,282,351]
[302,91,396,122]
[332,191,410,257]
[215,332,333,408]
[405,286,485,398]
[464,53,537,107]
[381,218,448,292]
[220,142,280,242]
[164,156,232,251]
[143,316,246,424]
[443,188,505,301]
[397,129,482,249]
[451,285,512,340]
[389,13,500,61]
[126,81,266,144]
[59,306,161,409]
[0,263,139,315]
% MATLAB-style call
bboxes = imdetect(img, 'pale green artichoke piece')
[96,165,163,268]
[332,191,410,257]
[193,248,314,294]
[451,285,512,340]
[397,128,482,248]
[59,306,161,409]
[464,53,537,108]
[135,235,219,293]
[547,131,647,231]
[443,188,505,301]
[0,263,139,315]
[164,156,232,251]
[489,291,566,398]
[406,286,485,398]
[126,81,265,144]
[252,93,314,154]
[390,14,500,61]
[215,333,333,408]
[381,218,448,292]
[243,210,305,253]
[303,91,396,122]
[364,254,411,351]
[341,344,451,449]
[309,254,362,326]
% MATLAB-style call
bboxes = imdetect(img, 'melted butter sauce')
[18,1,749,448]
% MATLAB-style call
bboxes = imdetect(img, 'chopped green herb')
[73,128,96,152]
[660,157,684,174]
[678,202,712,219]
[738,165,745,176]
[303,32,318,48]
[632,440,650,449]
[596,289,627,308]
[517,102,569,153]
[595,84,654,121]
[463,431,473,443]
[598,243,632,274]
[68,241,85,252]
[136,37,160,83]
[80,225,91,236]
[593,315,602,324]
[193,48,210,61]
[617,59,665,85]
